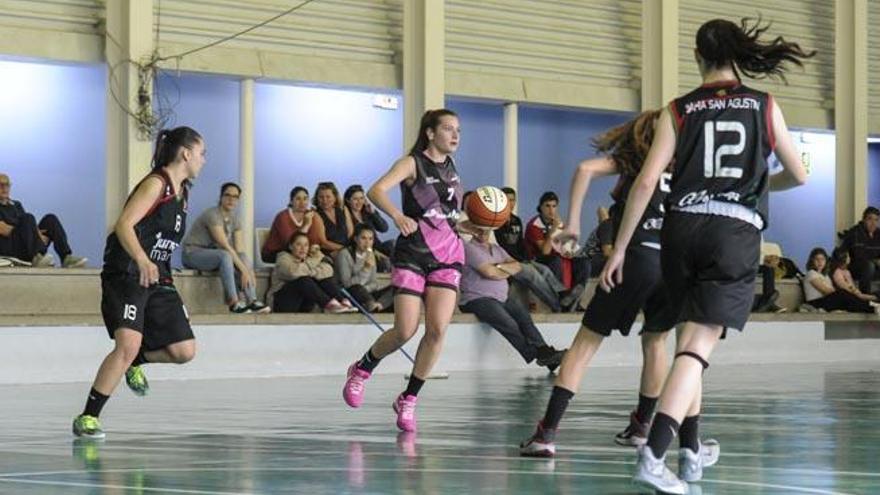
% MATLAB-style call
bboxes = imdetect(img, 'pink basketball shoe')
[343,362,371,408]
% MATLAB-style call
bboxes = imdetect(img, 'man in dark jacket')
[839,206,880,293]
[0,173,87,267]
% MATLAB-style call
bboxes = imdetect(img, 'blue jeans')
[182,247,257,304]
[460,296,548,363]
[511,261,563,312]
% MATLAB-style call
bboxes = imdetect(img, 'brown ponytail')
[591,109,661,177]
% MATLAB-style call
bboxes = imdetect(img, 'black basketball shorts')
[660,212,760,333]
[100,273,194,350]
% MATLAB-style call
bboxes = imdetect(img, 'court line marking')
[0,466,855,495]
[0,478,252,495]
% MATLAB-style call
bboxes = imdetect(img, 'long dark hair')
[696,18,816,83]
[806,247,829,274]
[592,109,661,177]
[151,126,202,171]
[409,109,458,155]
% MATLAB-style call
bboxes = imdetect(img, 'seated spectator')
[182,182,269,314]
[459,228,566,372]
[495,187,528,261]
[267,232,355,313]
[0,173,87,268]
[803,247,877,314]
[344,184,393,257]
[584,206,613,276]
[839,206,880,293]
[313,181,354,256]
[752,242,787,313]
[335,224,393,312]
[829,247,878,304]
[524,191,590,310]
[494,187,564,311]
[261,186,318,263]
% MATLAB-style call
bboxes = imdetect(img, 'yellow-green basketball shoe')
[125,365,150,396]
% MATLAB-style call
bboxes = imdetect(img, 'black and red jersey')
[666,81,775,229]
[102,169,188,280]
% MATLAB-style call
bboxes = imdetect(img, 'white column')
[835,0,869,230]
[503,102,518,214]
[641,0,679,111]
[403,0,445,151]
[105,0,154,229]
[240,78,255,262]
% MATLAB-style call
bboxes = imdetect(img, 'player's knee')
[114,341,142,364]
[394,325,418,345]
[169,343,196,364]
[675,350,709,371]
[422,323,447,344]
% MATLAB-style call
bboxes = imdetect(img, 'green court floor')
[0,362,877,494]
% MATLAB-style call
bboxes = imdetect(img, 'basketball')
[465,186,511,228]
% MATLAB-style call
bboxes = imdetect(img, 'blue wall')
[764,131,836,268]
[0,60,106,266]
[869,143,880,209]
[518,106,632,238]
[0,59,843,270]
[447,99,504,194]
[157,73,241,224]
[156,73,240,267]
[254,83,404,238]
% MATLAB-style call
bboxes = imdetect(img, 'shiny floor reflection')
[1,362,878,494]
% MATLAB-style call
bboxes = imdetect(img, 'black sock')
[130,349,149,367]
[679,415,700,452]
[83,387,110,418]
[635,394,658,423]
[541,386,575,431]
[357,348,381,373]
[404,375,425,397]
[646,412,680,458]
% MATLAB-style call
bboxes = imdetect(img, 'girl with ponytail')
[72,126,206,439]
[600,18,812,493]
[342,109,469,433]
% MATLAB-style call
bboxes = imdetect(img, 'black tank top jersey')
[608,171,671,247]
[103,170,188,281]
[317,206,350,247]
[666,81,775,227]
[400,151,463,230]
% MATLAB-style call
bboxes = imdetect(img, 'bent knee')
[169,342,197,364]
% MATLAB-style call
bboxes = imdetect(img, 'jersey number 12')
[704,121,745,179]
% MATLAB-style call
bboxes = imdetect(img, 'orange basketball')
[465,186,511,228]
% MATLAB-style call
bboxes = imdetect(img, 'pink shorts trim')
[391,266,461,296]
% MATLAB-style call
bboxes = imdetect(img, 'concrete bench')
[0,267,805,317]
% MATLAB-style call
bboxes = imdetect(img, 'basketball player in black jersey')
[73,127,206,439]
[601,19,812,493]
[520,110,688,457]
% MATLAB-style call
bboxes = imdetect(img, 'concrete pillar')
[641,0,679,111]
[240,78,255,262]
[403,0,445,151]
[105,0,155,229]
[835,0,869,230]
[503,102,518,213]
